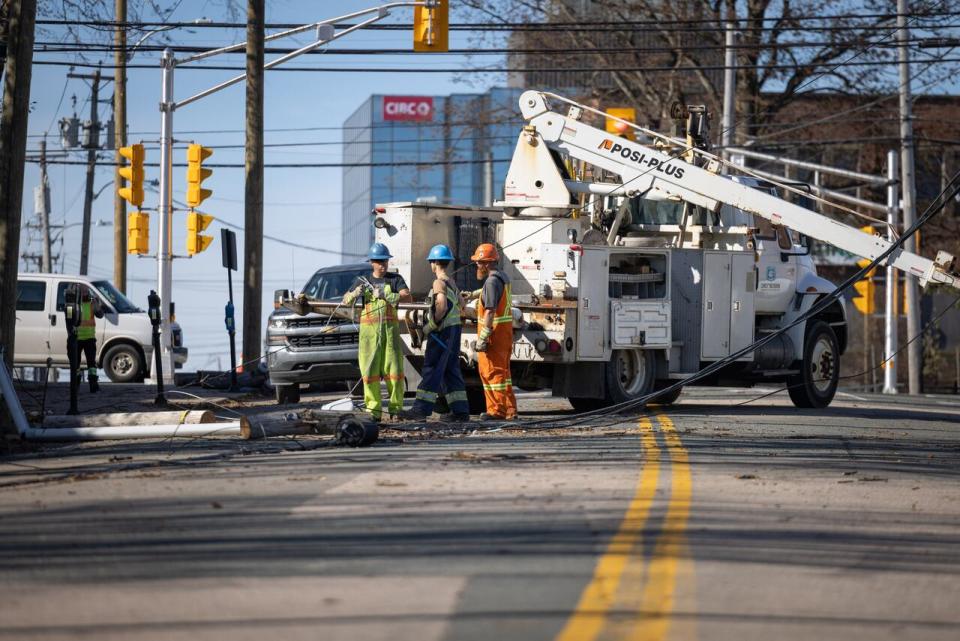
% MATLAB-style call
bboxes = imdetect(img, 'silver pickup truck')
[265,263,370,404]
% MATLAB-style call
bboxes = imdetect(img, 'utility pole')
[78,67,101,276]
[897,0,922,394]
[0,0,37,433]
[38,138,52,271]
[242,0,265,374]
[113,0,127,292]
[884,150,899,394]
[720,5,737,160]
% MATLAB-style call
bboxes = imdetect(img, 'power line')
[25,157,514,169]
[33,57,960,73]
[33,12,960,30]
[32,37,947,55]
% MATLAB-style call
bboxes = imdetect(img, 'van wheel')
[788,321,839,409]
[604,349,656,408]
[103,343,143,383]
[275,384,301,405]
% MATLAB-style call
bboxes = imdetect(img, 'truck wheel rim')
[617,350,647,396]
[113,353,133,376]
[810,337,834,393]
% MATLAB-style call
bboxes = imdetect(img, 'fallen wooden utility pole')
[42,410,216,428]
[242,409,378,446]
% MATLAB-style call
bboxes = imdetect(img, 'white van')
[14,273,188,383]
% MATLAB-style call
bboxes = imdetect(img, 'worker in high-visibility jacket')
[343,243,412,422]
[404,244,470,422]
[466,243,517,420]
[77,287,104,393]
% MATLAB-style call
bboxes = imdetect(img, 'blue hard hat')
[427,244,454,262]
[367,242,392,260]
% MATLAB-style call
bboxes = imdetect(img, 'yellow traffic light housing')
[186,211,214,256]
[186,144,213,207]
[413,0,448,52]
[118,144,145,207]
[605,108,637,140]
[127,211,150,255]
[852,226,877,315]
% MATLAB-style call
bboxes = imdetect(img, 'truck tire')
[788,320,839,409]
[605,349,656,407]
[569,397,605,412]
[103,343,143,383]
[275,383,301,405]
[651,383,683,405]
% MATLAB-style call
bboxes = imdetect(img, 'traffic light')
[118,143,145,207]
[186,144,213,207]
[127,211,149,255]
[605,108,637,140]
[852,226,876,315]
[413,0,448,52]
[186,212,214,256]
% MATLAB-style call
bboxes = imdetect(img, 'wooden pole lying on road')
[42,410,216,428]
[242,409,378,446]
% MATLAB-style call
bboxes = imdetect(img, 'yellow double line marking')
[555,414,692,641]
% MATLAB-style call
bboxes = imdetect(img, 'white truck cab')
[14,273,188,382]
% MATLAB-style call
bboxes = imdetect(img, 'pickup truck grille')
[288,332,359,348]
[286,316,352,330]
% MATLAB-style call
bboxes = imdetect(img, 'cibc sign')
[383,96,434,122]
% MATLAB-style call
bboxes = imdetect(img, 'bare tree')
[459,0,951,140]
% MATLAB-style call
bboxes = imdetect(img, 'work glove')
[343,286,363,304]
[382,284,400,305]
[475,326,492,352]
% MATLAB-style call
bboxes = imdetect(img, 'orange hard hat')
[471,243,499,262]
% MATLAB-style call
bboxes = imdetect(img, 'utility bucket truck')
[301,91,960,411]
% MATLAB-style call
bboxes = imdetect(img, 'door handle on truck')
[49,314,56,326]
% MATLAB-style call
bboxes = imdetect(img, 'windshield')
[92,280,141,313]
[302,268,370,301]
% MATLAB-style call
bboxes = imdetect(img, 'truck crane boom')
[498,91,959,291]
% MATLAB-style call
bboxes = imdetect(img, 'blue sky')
[23,0,500,370]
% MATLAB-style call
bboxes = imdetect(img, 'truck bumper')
[267,345,360,386]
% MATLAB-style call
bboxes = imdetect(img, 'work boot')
[439,413,470,423]
[478,412,506,422]
[398,409,429,422]
[88,377,100,393]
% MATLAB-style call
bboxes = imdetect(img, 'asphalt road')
[1,388,959,640]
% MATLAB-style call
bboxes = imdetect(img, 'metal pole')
[113,0,127,292]
[79,67,101,275]
[157,49,175,383]
[898,0,922,394]
[721,10,736,161]
[883,149,899,394]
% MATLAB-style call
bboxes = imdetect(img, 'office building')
[341,87,522,260]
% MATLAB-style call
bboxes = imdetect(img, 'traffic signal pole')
[150,2,441,385]
[156,49,175,383]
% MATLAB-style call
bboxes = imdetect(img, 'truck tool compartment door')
[701,251,756,360]
[576,247,607,359]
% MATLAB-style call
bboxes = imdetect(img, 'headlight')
[270,318,288,330]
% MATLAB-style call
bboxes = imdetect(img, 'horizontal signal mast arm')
[505,91,959,290]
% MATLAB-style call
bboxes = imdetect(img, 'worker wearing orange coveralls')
[466,243,517,420]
